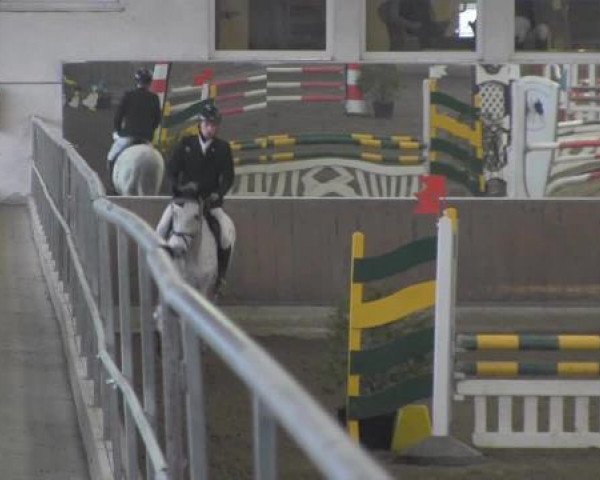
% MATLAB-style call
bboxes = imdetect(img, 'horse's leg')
[195,220,220,298]
[209,208,236,280]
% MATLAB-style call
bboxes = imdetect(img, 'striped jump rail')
[232,151,423,166]
[546,170,600,195]
[267,81,344,89]
[571,85,600,91]
[557,120,600,136]
[529,138,600,152]
[210,74,268,116]
[230,133,424,152]
[457,361,600,377]
[570,95,600,103]
[266,65,345,74]
[531,137,600,192]
[458,334,600,351]
[210,65,348,116]
[165,65,353,125]
[211,74,267,89]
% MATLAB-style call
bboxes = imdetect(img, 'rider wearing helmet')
[167,99,235,295]
[106,67,162,183]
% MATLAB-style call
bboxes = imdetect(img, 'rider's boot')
[214,246,232,298]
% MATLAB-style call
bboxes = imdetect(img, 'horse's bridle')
[168,200,202,256]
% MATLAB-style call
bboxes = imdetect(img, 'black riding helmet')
[134,67,153,86]
[197,100,222,124]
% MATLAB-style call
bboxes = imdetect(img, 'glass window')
[366,0,477,52]
[216,0,327,50]
[515,0,600,52]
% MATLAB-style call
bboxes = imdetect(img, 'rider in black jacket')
[107,68,162,172]
[167,100,235,293]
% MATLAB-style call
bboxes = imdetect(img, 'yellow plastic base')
[391,405,432,453]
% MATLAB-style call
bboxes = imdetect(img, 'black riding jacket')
[167,135,235,207]
[114,87,161,141]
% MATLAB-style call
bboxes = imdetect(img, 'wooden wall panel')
[111,197,600,306]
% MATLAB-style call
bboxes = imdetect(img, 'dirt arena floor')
[128,306,600,480]
[244,307,600,480]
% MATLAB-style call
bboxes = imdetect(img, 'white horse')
[112,144,164,195]
[156,197,236,298]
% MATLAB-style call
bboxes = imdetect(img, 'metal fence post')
[182,321,208,480]
[253,395,277,480]
[160,298,185,479]
[138,248,158,479]
[117,229,139,479]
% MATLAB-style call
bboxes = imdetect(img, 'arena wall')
[112,197,600,306]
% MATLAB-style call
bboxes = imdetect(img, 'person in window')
[378,0,443,50]
[167,100,235,294]
[106,67,162,176]
[515,0,550,50]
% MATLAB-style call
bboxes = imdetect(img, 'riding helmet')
[198,100,222,124]
[134,67,153,86]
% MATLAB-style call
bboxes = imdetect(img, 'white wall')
[0,0,208,200]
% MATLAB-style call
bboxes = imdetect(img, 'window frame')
[510,0,600,64]
[359,0,483,63]
[0,0,124,12]
[208,0,334,61]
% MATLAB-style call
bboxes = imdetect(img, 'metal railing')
[30,117,392,479]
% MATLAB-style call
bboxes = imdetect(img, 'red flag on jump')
[193,68,215,86]
[414,175,446,215]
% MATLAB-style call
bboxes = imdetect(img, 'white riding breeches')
[107,133,133,163]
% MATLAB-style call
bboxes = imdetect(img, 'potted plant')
[357,64,403,118]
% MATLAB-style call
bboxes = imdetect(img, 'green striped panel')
[431,91,480,119]
[430,162,483,195]
[347,374,433,420]
[353,236,437,283]
[350,327,434,376]
[430,138,483,174]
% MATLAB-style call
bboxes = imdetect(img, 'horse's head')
[167,197,203,256]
